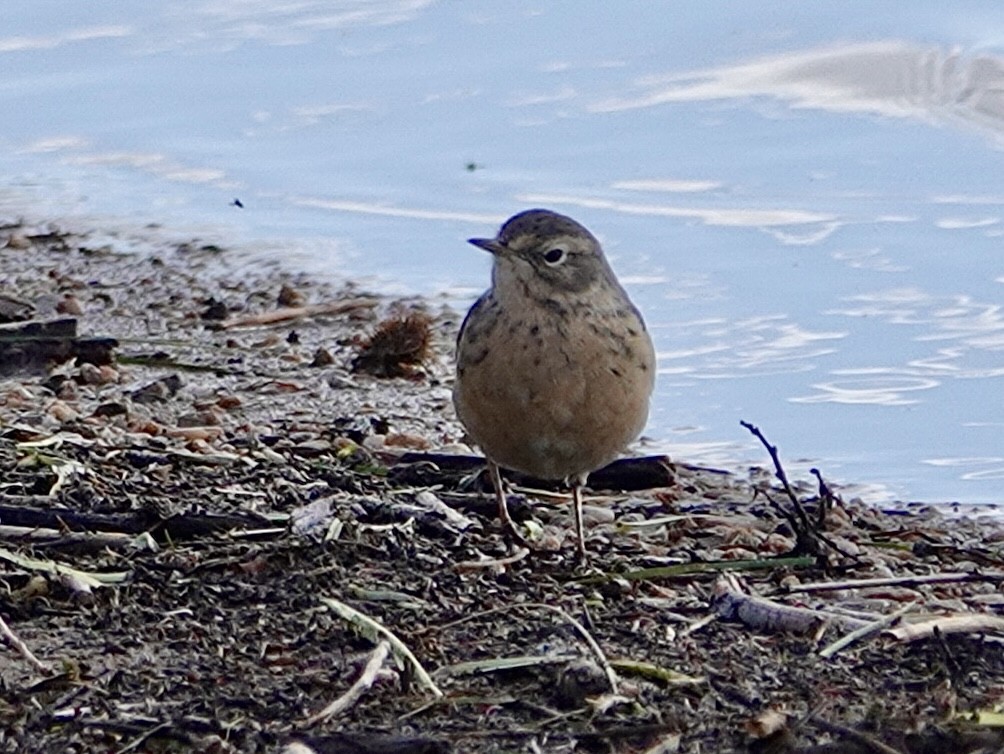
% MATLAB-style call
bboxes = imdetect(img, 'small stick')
[116,722,172,754]
[0,613,48,673]
[410,601,619,694]
[810,467,836,528]
[742,422,858,562]
[818,601,918,659]
[302,640,390,726]
[740,420,812,527]
[320,597,442,697]
[455,547,530,571]
[218,298,378,330]
[679,613,718,638]
[783,571,1001,594]
[526,602,619,695]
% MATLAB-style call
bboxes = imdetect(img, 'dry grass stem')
[302,640,391,726]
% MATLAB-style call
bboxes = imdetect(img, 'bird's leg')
[571,481,587,560]
[488,461,529,549]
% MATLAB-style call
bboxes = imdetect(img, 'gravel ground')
[1,220,1003,754]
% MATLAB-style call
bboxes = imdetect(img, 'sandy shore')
[1,219,1002,753]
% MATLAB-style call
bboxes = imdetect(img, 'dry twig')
[884,614,1004,643]
[218,298,378,330]
[320,597,443,697]
[741,421,856,564]
[455,547,530,571]
[818,601,918,659]
[302,640,391,726]
[0,613,48,673]
[782,571,1003,594]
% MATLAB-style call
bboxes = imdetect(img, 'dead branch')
[740,421,811,525]
[712,575,871,634]
[0,524,136,551]
[884,614,1004,643]
[0,317,117,375]
[0,501,276,542]
[741,421,856,564]
[810,467,838,528]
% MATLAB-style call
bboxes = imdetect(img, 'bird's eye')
[543,246,566,266]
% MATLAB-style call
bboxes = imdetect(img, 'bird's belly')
[454,314,654,481]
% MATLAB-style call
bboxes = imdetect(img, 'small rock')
[216,394,242,410]
[166,425,224,442]
[383,432,431,450]
[78,363,103,384]
[777,574,801,591]
[132,375,182,403]
[310,347,335,367]
[57,380,79,401]
[40,374,69,394]
[201,298,229,320]
[177,408,223,427]
[97,365,119,384]
[554,658,609,708]
[56,294,84,315]
[252,333,281,348]
[47,400,81,423]
[93,402,128,418]
[0,293,35,322]
[4,233,30,250]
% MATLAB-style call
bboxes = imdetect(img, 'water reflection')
[658,316,846,378]
[793,374,940,405]
[592,40,1004,142]
[831,248,908,272]
[924,456,1004,482]
[0,25,129,53]
[518,192,839,230]
[832,289,1004,356]
[151,1,434,50]
[20,138,237,189]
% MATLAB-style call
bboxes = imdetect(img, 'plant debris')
[0,219,1002,754]
[351,311,434,378]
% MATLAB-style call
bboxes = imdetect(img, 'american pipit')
[454,209,656,557]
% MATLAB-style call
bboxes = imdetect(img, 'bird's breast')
[454,290,655,480]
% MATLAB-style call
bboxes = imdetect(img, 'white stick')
[302,640,390,726]
[0,613,48,673]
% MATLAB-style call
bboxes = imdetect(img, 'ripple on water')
[792,374,940,405]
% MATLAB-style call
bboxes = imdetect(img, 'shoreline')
[1,218,1003,752]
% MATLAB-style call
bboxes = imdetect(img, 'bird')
[453,209,656,558]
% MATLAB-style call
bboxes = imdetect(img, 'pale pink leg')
[489,461,529,548]
[572,482,587,560]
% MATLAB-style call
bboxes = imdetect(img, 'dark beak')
[468,237,506,255]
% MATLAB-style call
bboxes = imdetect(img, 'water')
[1,2,1003,504]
